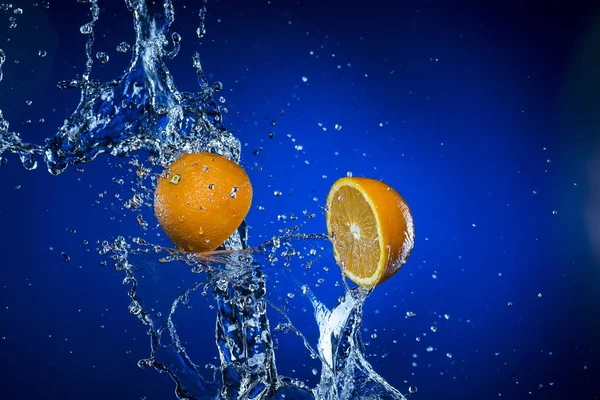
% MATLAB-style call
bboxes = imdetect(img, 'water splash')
[103,233,407,400]
[0,1,413,398]
[0,0,237,174]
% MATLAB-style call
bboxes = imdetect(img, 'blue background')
[1,0,599,399]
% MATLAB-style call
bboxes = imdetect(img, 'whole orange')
[154,152,253,252]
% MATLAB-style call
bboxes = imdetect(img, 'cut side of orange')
[326,177,414,287]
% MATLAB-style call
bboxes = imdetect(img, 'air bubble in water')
[406,311,416,318]
[552,210,558,215]
[38,50,47,57]
[96,52,109,63]
[335,124,342,131]
[408,386,418,394]
[446,352,453,358]
[274,190,282,196]
[302,76,308,82]
[14,8,23,15]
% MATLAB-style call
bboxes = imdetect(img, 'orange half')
[326,177,414,287]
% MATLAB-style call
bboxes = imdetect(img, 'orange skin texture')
[154,152,252,252]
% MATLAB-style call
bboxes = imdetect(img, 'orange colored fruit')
[154,152,252,252]
[326,177,414,287]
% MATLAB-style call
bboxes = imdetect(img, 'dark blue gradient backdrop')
[1,0,599,399]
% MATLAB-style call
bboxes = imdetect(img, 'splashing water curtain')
[0,1,410,399]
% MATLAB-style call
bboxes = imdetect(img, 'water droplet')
[80,23,93,35]
[116,42,130,53]
[96,52,109,63]
[230,186,238,198]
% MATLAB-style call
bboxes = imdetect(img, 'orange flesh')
[328,185,380,279]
